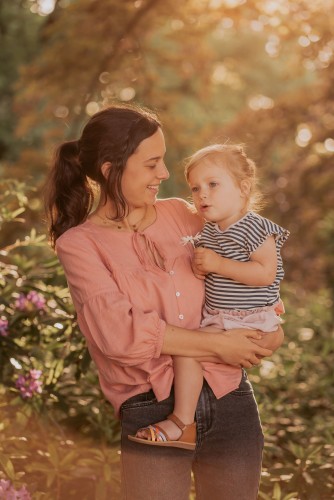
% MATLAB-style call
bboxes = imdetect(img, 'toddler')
[129,144,289,450]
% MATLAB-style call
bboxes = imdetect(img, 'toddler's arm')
[193,236,277,286]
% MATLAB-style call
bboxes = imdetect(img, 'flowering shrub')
[0,180,119,441]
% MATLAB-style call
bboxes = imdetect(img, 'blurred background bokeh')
[0,1,333,498]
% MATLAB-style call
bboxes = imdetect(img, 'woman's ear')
[101,161,112,179]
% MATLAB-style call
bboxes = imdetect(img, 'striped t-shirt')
[197,212,289,310]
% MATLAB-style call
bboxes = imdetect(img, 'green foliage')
[250,283,334,499]
[0,181,120,446]
[0,181,122,497]
[9,0,327,176]
[0,391,121,499]
[0,0,42,162]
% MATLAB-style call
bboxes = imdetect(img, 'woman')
[45,104,278,500]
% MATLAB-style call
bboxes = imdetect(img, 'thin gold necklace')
[95,214,123,229]
[95,206,148,232]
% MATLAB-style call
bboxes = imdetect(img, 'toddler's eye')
[191,186,199,193]
[209,182,218,188]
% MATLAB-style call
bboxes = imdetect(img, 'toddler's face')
[188,159,247,230]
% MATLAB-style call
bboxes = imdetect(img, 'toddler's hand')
[193,247,221,274]
[191,260,206,280]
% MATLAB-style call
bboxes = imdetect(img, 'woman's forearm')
[161,325,220,358]
[161,324,273,368]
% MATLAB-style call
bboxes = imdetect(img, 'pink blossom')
[27,291,46,309]
[14,294,29,311]
[30,369,42,380]
[0,479,31,499]
[15,369,43,399]
[15,291,46,312]
[0,317,9,337]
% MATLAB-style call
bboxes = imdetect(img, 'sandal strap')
[167,413,187,431]
[139,424,170,442]
[167,414,196,445]
[154,424,170,442]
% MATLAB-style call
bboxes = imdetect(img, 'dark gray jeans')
[120,370,264,500]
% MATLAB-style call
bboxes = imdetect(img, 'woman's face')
[121,127,169,209]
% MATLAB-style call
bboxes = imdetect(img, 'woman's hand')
[251,325,284,354]
[213,328,272,368]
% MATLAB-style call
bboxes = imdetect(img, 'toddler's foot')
[129,414,197,450]
[135,418,182,441]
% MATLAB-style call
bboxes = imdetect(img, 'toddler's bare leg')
[135,356,203,441]
[173,356,203,425]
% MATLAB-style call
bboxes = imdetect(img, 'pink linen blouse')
[56,198,242,416]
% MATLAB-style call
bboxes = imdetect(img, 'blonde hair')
[184,143,264,211]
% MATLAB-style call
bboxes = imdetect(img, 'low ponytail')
[44,140,94,248]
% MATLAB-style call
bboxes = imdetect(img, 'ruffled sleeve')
[243,213,290,254]
[56,229,166,367]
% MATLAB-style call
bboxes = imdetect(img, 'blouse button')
[169,270,175,275]
[176,292,181,297]
[178,314,184,320]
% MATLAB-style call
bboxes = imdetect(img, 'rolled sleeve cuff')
[153,318,167,359]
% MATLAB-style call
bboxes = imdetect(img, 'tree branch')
[67,0,162,137]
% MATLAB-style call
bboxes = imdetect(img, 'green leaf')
[47,443,59,467]
[0,453,16,480]
[272,483,282,500]
[46,470,57,488]
[11,207,26,219]
[59,450,79,468]
[103,462,112,481]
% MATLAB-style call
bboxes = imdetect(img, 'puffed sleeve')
[56,230,166,367]
[242,213,290,254]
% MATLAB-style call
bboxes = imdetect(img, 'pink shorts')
[201,303,282,333]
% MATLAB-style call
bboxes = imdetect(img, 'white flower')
[180,232,201,247]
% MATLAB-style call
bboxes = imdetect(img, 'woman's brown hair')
[45,104,161,247]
